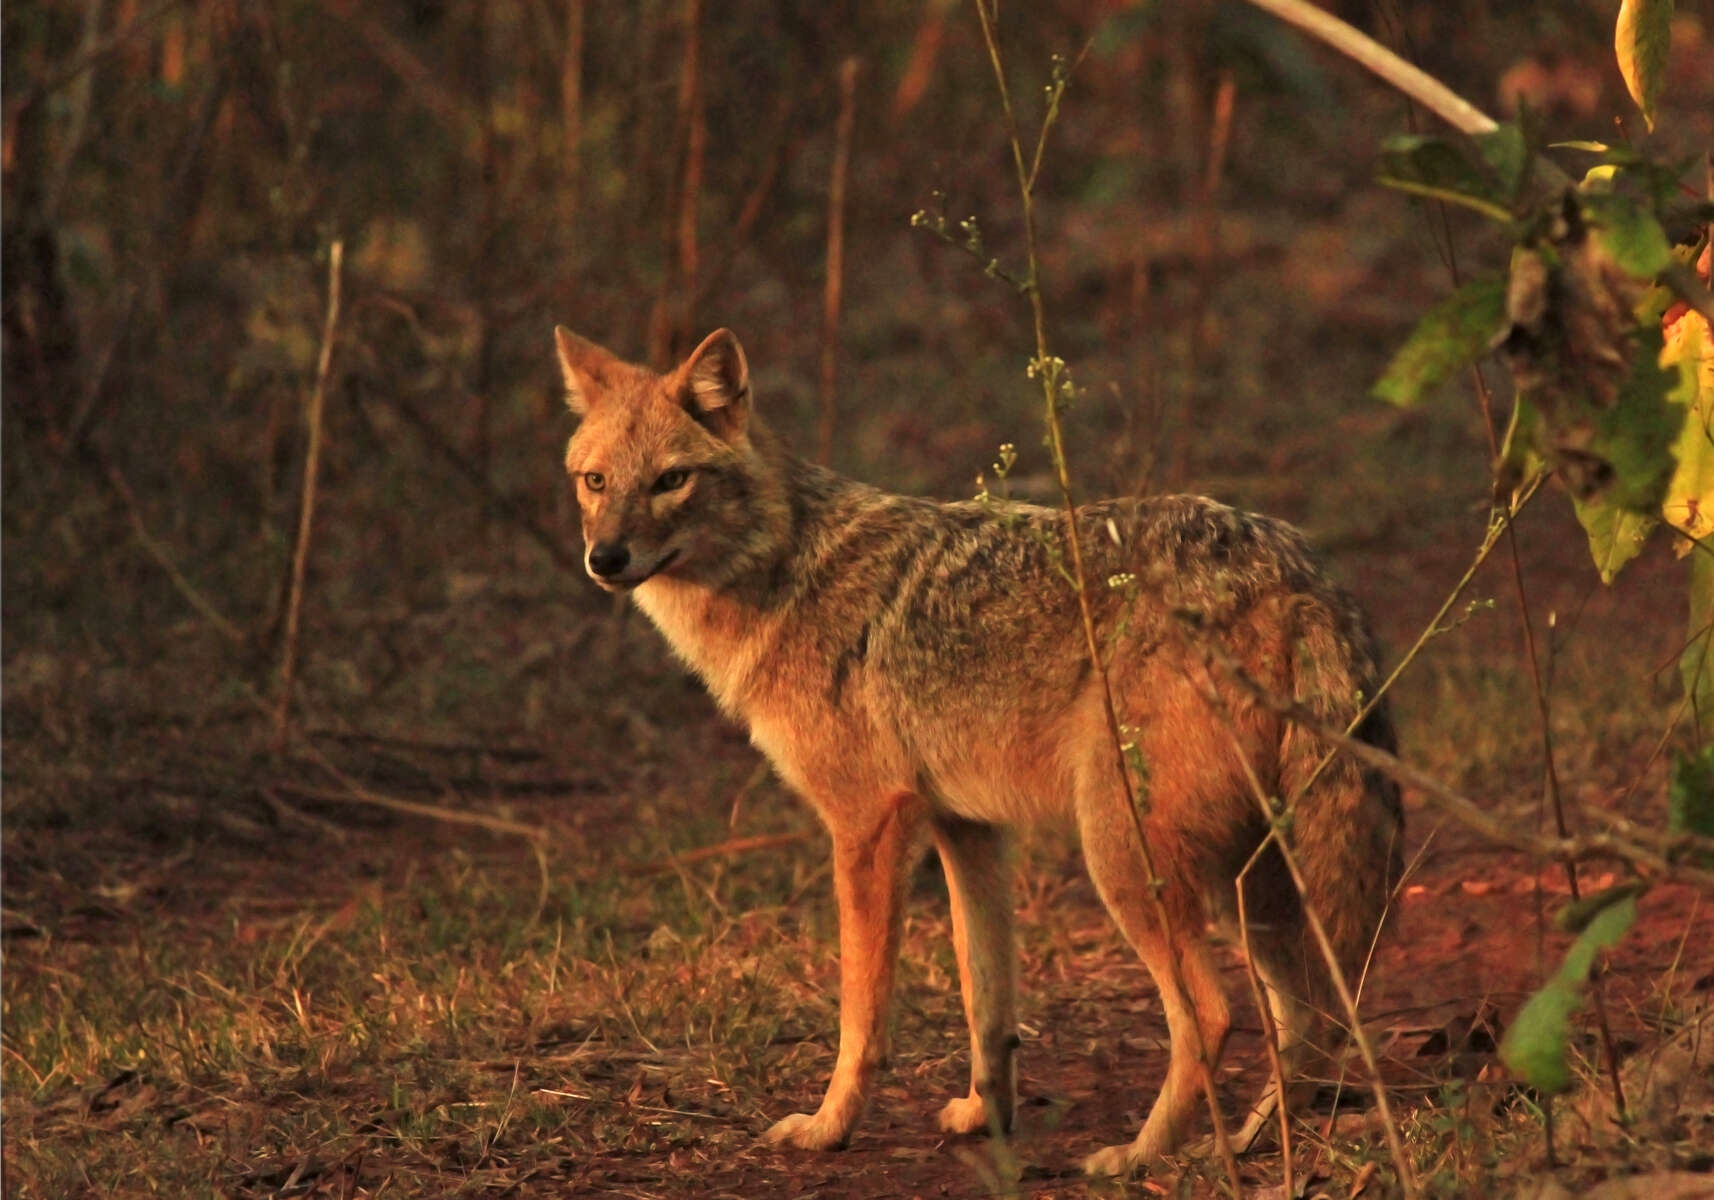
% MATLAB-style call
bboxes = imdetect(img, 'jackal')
[554,325,1403,1175]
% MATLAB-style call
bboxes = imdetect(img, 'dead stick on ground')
[634,832,813,876]
[274,240,343,754]
[818,56,859,466]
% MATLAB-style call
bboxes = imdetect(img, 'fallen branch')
[633,832,813,876]
[278,771,547,845]
[1199,638,1714,891]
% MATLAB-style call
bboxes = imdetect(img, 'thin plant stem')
[971,4,1242,1188]
[274,240,344,754]
[818,57,860,466]
[559,0,586,231]
[1209,671,1418,1198]
[1291,474,1544,805]
[1234,849,1295,1194]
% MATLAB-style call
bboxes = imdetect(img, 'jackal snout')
[582,535,681,590]
[586,541,629,579]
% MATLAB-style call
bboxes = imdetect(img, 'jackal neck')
[631,433,867,713]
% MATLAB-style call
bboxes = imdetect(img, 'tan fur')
[554,326,1404,1175]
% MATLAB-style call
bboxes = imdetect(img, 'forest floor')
[4,487,1712,1199]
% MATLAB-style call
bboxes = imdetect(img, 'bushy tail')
[1277,600,1405,994]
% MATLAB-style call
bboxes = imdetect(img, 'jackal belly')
[910,707,1078,826]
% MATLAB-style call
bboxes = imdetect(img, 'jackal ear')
[554,326,622,416]
[680,328,750,440]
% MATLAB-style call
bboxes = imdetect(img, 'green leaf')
[1661,301,1714,543]
[1581,193,1673,278]
[1500,894,1638,1094]
[1474,125,1531,205]
[1590,324,1682,513]
[1377,135,1514,222]
[1500,978,1582,1094]
[1555,880,1647,934]
[1685,545,1714,733]
[1561,892,1639,981]
[1373,275,1507,407]
[1573,496,1658,583]
[1669,745,1714,835]
[1615,0,1674,132]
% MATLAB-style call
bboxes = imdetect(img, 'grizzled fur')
[556,326,1403,1176]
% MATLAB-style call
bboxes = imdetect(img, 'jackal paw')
[937,1094,988,1135]
[763,1110,850,1151]
[1083,1142,1159,1178]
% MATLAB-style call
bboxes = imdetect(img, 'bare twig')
[100,456,245,644]
[692,95,804,314]
[45,0,105,220]
[367,386,583,575]
[1203,641,1714,890]
[66,284,138,453]
[1291,475,1543,805]
[318,2,484,163]
[1175,70,1236,487]
[1234,864,1295,1194]
[274,241,344,754]
[818,57,860,466]
[3,0,187,121]
[1242,0,1499,137]
[278,780,546,846]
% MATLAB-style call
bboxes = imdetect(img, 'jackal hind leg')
[764,794,921,1151]
[1075,788,1231,1177]
[1234,927,1328,1154]
[930,816,1018,1136]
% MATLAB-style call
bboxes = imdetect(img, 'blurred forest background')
[6,0,1711,736]
[4,1,1713,1196]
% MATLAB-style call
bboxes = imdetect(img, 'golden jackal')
[554,325,1403,1175]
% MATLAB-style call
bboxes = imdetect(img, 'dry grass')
[4,595,1709,1199]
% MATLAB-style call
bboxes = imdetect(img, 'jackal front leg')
[931,817,1018,1136]
[763,795,918,1151]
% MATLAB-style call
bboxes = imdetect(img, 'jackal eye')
[583,471,606,492]
[652,468,690,494]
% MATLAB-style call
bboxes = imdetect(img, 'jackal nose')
[588,542,631,578]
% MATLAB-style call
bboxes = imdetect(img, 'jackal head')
[555,327,783,593]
